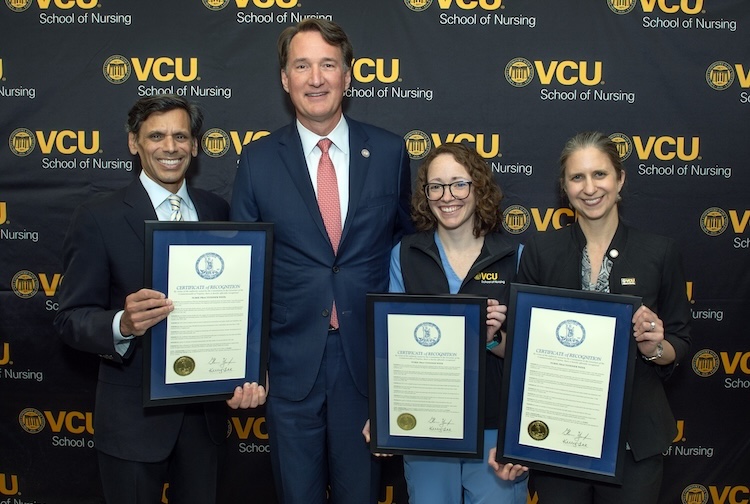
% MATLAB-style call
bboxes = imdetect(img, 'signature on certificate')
[208,357,236,374]
[428,417,455,433]
[561,428,591,448]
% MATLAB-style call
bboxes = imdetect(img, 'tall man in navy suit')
[231,19,412,504]
[55,95,266,504]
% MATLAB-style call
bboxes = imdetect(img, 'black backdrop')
[1,1,748,503]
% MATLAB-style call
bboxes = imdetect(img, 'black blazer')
[518,221,691,461]
[55,179,229,462]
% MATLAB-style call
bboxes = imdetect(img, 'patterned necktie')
[317,138,341,329]
[168,194,183,221]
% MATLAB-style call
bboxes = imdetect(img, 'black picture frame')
[143,221,272,407]
[496,283,640,484]
[367,293,487,458]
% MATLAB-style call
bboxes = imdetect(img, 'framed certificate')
[496,283,640,484]
[143,221,272,407]
[367,293,486,458]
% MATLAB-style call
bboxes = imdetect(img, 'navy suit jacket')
[54,179,229,462]
[230,117,412,401]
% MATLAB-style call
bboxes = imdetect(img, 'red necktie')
[317,138,341,329]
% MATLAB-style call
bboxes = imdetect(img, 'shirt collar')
[296,115,349,157]
[139,171,193,211]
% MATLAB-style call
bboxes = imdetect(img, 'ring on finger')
[649,321,656,331]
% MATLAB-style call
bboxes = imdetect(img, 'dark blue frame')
[367,293,486,458]
[497,283,639,483]
[144,221,272,407]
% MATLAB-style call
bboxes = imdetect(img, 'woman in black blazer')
[492,131,691,503]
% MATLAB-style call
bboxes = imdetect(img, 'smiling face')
[426,153,477,235]
[562,146,625,226]
[128,108,197,193]
[280,30,351,136]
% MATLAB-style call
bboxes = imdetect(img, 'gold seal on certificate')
[173,356,196,377]
[528,420,549,441]
[397,413,417,431]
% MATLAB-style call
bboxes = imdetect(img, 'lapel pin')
[361,149,370,158]
[609,249,619,259]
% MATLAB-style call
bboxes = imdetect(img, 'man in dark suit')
[230,19,412,504]
[54,95,265,504]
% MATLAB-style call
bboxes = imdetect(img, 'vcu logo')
[608,132,633,161]
[8,128,35,156]
[706,61,750,91]
[229,416,268,440]
[431,132,500,158]
[202,128,231,158]
[352,58,400,84]
[700,207,750,236]
[233,0,298,8]
[640,0,703,14]
[37,130,100,154]
[0,473,19,496]
[10,129,101,156]
[102,55,199,83]
[505,57,603,86]
[0,201,7,224]
[436,0,502,9]
[5,0,98,10]
[11,270,63,298]
[202,0,229,10]
[0,342,10,365]
[502,205,531,234]
[404,130,432,160]
[403,0,432,12]
[229,130,270,155]
[632,135,700,161]
[19,407,94,434]
[692,349,720,377]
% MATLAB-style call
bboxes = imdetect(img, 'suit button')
[322,309,330,317]
[332,266,340,273]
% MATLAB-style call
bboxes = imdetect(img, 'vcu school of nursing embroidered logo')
[202,128,230,158]
[103,55,131,84]
[705,61,734,91]
[608,132,633,161]
[504,58,534,87]
[404,130,431,160]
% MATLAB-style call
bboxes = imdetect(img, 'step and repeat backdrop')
[1,0,748,503]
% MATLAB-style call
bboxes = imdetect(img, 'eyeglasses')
[424,181,473,201]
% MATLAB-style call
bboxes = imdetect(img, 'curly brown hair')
[411,143,503,238]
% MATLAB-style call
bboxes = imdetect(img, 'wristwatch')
[642,341,663,361]
[486,334,500,351]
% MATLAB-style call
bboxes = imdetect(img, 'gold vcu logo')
[502,205,531,235]
[691,349,720,377]
[608,133,633,161]
[700,207,728,236]
[103,55,199,83]
[682,484,709,504]
[505,57,603,86]
[0,473,19,496]
[403,0,432,12]
[234,0,299,8]
[404,130,432,160]
[352,58,400,84]
[706,61,735,91]
[11,270,63,298]
[9,128,36,156]
[202,128,230,158]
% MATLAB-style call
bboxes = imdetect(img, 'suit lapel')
[341,118,370,249]
[278,123,331,244]
[122,179,157,245]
